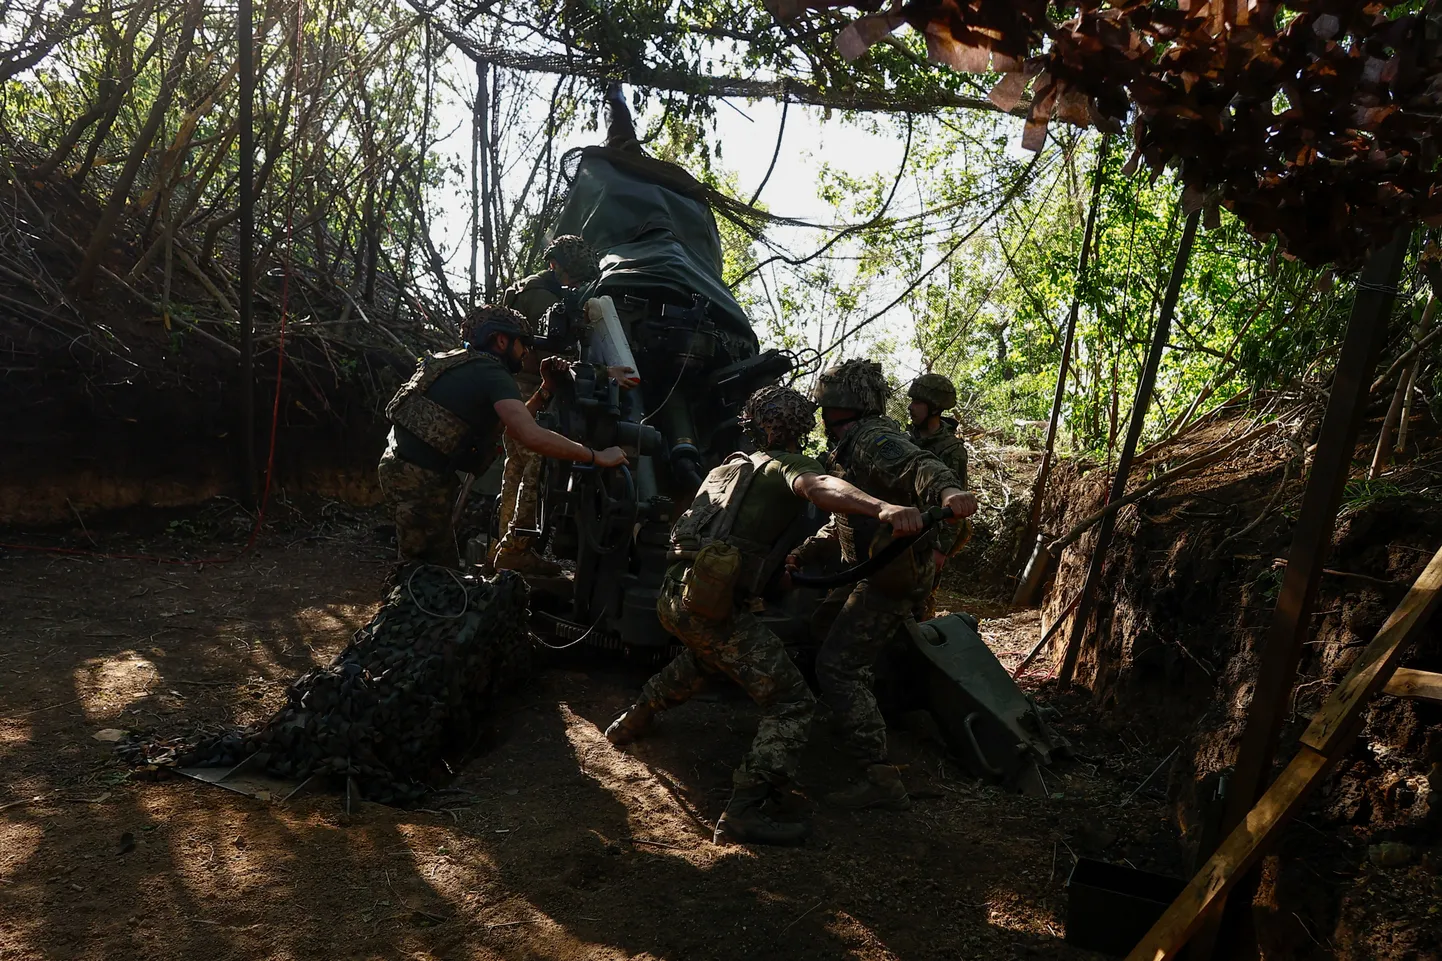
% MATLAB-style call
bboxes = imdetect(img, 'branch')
[411,9,1022,117]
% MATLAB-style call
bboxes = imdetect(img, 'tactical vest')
[385,349,495,459]
[916,430,967,482]
[669,451,778,595]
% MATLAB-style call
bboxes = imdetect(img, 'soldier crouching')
[604,385,922,846]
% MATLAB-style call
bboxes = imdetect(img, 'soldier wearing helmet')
[491,234,604,575]
[605,384,922,847]
[907,372,970,618]
[787,359,978,812]
[376,304,628,567]
[501,234,600,329]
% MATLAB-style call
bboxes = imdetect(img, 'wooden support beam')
[1382,668,1442,705]
[1057,208,1200,687]
[1192,232,1409,958]
[1126,541,1442,961]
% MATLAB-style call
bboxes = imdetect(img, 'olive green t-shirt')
[731,450,825,547]
[391,352,522,472]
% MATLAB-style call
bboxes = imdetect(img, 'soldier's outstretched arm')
[792,473,923,535]
[494,399,629,467]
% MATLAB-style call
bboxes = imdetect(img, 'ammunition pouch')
[669,450,771,617]
[680,542,743,621]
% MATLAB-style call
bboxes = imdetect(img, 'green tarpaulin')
[552,148,757,349]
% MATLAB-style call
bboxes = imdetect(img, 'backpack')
[671,451,771,619]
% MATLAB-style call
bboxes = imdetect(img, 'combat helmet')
[739,385,817,447]
[908,372,957,412]
[462,304,534,349]
[812,359,889,415]
[543,235,600,284]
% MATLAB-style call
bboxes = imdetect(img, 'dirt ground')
[0,506,1184,961]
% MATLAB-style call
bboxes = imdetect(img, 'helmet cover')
[543,235,600,284]
[908,372,958,412]
[811,359,889,415]
[739,385,817,446]
[462,304,534,349]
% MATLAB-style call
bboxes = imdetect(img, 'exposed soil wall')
[1037,410,1442,959]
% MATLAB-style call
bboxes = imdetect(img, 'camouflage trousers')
[643,571,816,786]
[493,433,542,559]
[377,449,460,567]
[813,557,934,766]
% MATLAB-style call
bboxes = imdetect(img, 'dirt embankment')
[1036,408,1442,959]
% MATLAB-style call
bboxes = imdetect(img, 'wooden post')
[1016,134,1112,587]
[238,0,257,504]
[1057,208,1200,688]
[1199,230,1409,958]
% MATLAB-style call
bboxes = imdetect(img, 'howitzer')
[504,89,1065,794]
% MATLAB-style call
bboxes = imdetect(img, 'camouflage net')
[166,568,534,805]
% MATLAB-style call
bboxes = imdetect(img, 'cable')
[531,605,610,650]
[405,564,471,620]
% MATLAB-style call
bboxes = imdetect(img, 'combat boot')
[604,702,656,746]
[714,777,811,847]
[493,548,562,576]
[825,763,912,811]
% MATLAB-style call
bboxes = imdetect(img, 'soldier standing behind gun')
[604,386,923,846]
[491,236,603,576]
[788,360,977,811]
[907,372,970,620]
[377,305,628,567]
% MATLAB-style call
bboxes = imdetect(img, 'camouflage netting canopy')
[165,568,534,805]
[776,0,1442,269]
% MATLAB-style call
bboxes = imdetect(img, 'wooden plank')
[1194,233,1409,959]
[1383,667,1442,705]
[1128,537,1442,960]
[1125,746,1329,961]
[1302,543,1442,754]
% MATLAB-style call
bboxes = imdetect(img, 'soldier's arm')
[792,473,922,535]
[789,515,838,568]
[494,399,628,467]
[888,440,978,520]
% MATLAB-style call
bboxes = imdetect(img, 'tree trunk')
[72,0,204,295]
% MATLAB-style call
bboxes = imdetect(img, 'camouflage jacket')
[501,270,564,328]
[793,415,961,569]
[911,420,967,554]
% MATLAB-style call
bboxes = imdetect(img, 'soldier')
[907,372,969,619]
[789,360,977,811]
[604,385,923,846]
[377,305,628,567]
[491,235,605,576]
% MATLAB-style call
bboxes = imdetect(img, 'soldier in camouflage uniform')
[605,386,922,846]
[789,360,977,811]
[377,305,627,567]
[907,373,970,620]
[492,236,603,575]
